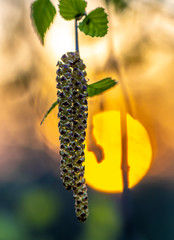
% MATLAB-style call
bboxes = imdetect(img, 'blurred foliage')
[78,194,122,240]
[0,212,26,240]
[0,154,123,240]
[105,0,129,12]
[18,187,60,229]
[1,164,174,240]
[123,37,152,68]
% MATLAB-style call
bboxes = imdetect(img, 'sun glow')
[39,108,152,193]
[85,111,152,193]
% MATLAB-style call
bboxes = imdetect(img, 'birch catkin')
[56,52,89,222]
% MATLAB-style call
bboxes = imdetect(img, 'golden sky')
[1,0,174,189]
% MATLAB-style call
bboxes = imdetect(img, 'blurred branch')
[104,2,136,237]
[120,107,129,191]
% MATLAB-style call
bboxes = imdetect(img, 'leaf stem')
[75,19,79,53]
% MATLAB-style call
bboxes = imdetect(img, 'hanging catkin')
[56,51,89,222]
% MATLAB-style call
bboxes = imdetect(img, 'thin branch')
[75,19,79,53]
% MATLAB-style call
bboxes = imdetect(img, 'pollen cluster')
[56,52,89,222]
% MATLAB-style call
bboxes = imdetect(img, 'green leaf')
[79,7,108,37]
[31,0,56,44]
[41,78,117,125]
[87,78,118,97]
[58,0,87,20]
[40,101,57,125]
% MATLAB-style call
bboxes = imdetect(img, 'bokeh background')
[1,0,174,239]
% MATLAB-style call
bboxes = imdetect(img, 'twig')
[75,19,79,53]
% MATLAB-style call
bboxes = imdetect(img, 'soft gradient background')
[1,0,174,239]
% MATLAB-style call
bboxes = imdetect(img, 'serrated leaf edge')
[31,0,56,44]
[78,7,108,37]
[58,0,87,21]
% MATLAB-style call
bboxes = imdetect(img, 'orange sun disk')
[85,111,152,193]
